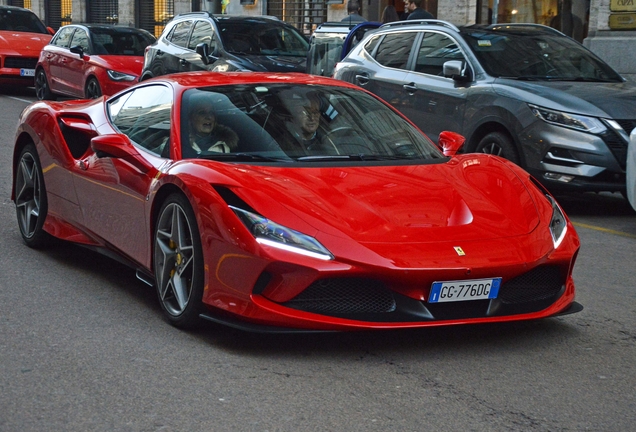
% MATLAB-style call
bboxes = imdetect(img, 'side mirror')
[196,43,210,65]
[443,60,470,82]
[47,27,55,35]
[70,45,86,59]
[91,134,156,174]
[438,131,465,157]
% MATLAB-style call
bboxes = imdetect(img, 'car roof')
[377,19,564,37]
[151,71,364,89]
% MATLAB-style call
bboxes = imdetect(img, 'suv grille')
[601,128,628,169]
[3,57,38,69]
[282,278,396,314]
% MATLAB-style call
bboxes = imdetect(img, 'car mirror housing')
[443,60,470,82]
[70,45,86,59]
[438,131,465,156]
[196,43,211,65]
[91,134,156,174]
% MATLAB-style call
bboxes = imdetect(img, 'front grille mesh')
[497,265,564,304]
[3,57,38,69]
[282,278,396,314]
[601,128,628,169]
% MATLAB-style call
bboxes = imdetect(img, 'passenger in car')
[186,93,238,156]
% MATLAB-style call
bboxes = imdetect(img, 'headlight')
[107,70,137,81]
[230,206,334,260]
[529,104,606,134]
[546,195,567,248]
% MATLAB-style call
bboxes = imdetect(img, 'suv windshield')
[0,8,48,34]
[462,28,623,82]
[217,19,309,57]
[181,84,442,162]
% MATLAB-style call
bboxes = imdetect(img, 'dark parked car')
[140,12,309,80]
[334,20,636,193]
[35,24,156,100]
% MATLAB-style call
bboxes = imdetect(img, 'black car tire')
[14,144,52,248]
[35,69,55,101]
[475,131,521,165]
[85,77,102,99]
[153,193,205,329]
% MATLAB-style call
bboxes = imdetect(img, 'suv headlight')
[529,104,606,134]
[230,206,334,260]
[107,70,137,81]
[546,195,567,248]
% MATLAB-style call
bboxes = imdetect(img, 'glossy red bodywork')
[0,30,51,86]
[37,44,144,98]
[12,72,581,331]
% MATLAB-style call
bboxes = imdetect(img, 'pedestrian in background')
[404,0,434,20]
[341,0,366,23]
[381,5,400,23]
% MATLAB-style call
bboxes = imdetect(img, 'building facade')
[3,0,635,79]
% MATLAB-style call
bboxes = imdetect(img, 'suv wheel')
[475,132,520,165]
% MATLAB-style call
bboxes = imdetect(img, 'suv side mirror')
[443,60,470,82]
[196,43,211,65]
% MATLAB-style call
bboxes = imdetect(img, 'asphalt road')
[0,87,634,432]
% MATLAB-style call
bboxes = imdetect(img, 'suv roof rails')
[380,19,460,32]
[486,23,564,35]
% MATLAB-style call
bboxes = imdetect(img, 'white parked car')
[627,128,636,211]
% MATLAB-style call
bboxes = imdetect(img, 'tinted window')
[51,27,75,48]
[414,32,465,76]
[0,8,48,34]
[180,84,442,161]
[188,20,215,51]
[90,28,155,56]
[170,20,192,48]
[217,20,308,56]
[463,29,623,81]
[363,34,382,55]
[70,29,90,53]
[373,32,417,70]
[109,85,172,156]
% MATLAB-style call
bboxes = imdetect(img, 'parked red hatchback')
[35,24,155,100]
[0,6,53,88]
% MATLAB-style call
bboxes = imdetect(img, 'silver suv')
[333,20,636,193]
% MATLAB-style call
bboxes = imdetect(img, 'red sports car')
[35,24,155,100]
[12,72,582,331]
[0,6,53,87]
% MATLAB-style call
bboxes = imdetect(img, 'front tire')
[475,131,520,165]
[153,193,204,329]
[14,144,52,248]
[34,69,55,101]
[85,77,102,99]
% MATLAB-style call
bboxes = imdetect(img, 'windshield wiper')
[296,154,421,162]
[198,153,291,162]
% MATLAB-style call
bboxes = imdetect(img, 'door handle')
[355,73,369,86]
[403,83,417,94]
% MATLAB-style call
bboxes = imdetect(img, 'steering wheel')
[324,126,372,154]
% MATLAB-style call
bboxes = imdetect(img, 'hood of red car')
[220,154,540,244]
[91,55,145,75]
[0,31,51,55]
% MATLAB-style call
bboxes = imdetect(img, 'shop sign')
[609,13,636,29]
[610,0,636,12]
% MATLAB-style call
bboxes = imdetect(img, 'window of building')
[267,0,328,36]
[137,0,175,38]
[87,0,118,25]
[45,0,72,30]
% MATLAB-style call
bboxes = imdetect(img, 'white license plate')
[428,278,501,303]
[20,69,35,77]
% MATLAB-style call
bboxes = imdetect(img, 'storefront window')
[480,0,589,42]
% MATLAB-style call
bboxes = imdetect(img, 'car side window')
[373,32,417,70]
[414,32,465,76]
[51,27,75,48]
[108,85,173,157]
[170,20,192,48]
[188,20,215,51]
[363,34,382,55]
[70,29,90,54]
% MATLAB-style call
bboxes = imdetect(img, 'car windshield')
[462,28,623,82]
[0,9,48,34]
[180,84,443,162]
[217,19,309,57]
[90,27,156,56]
